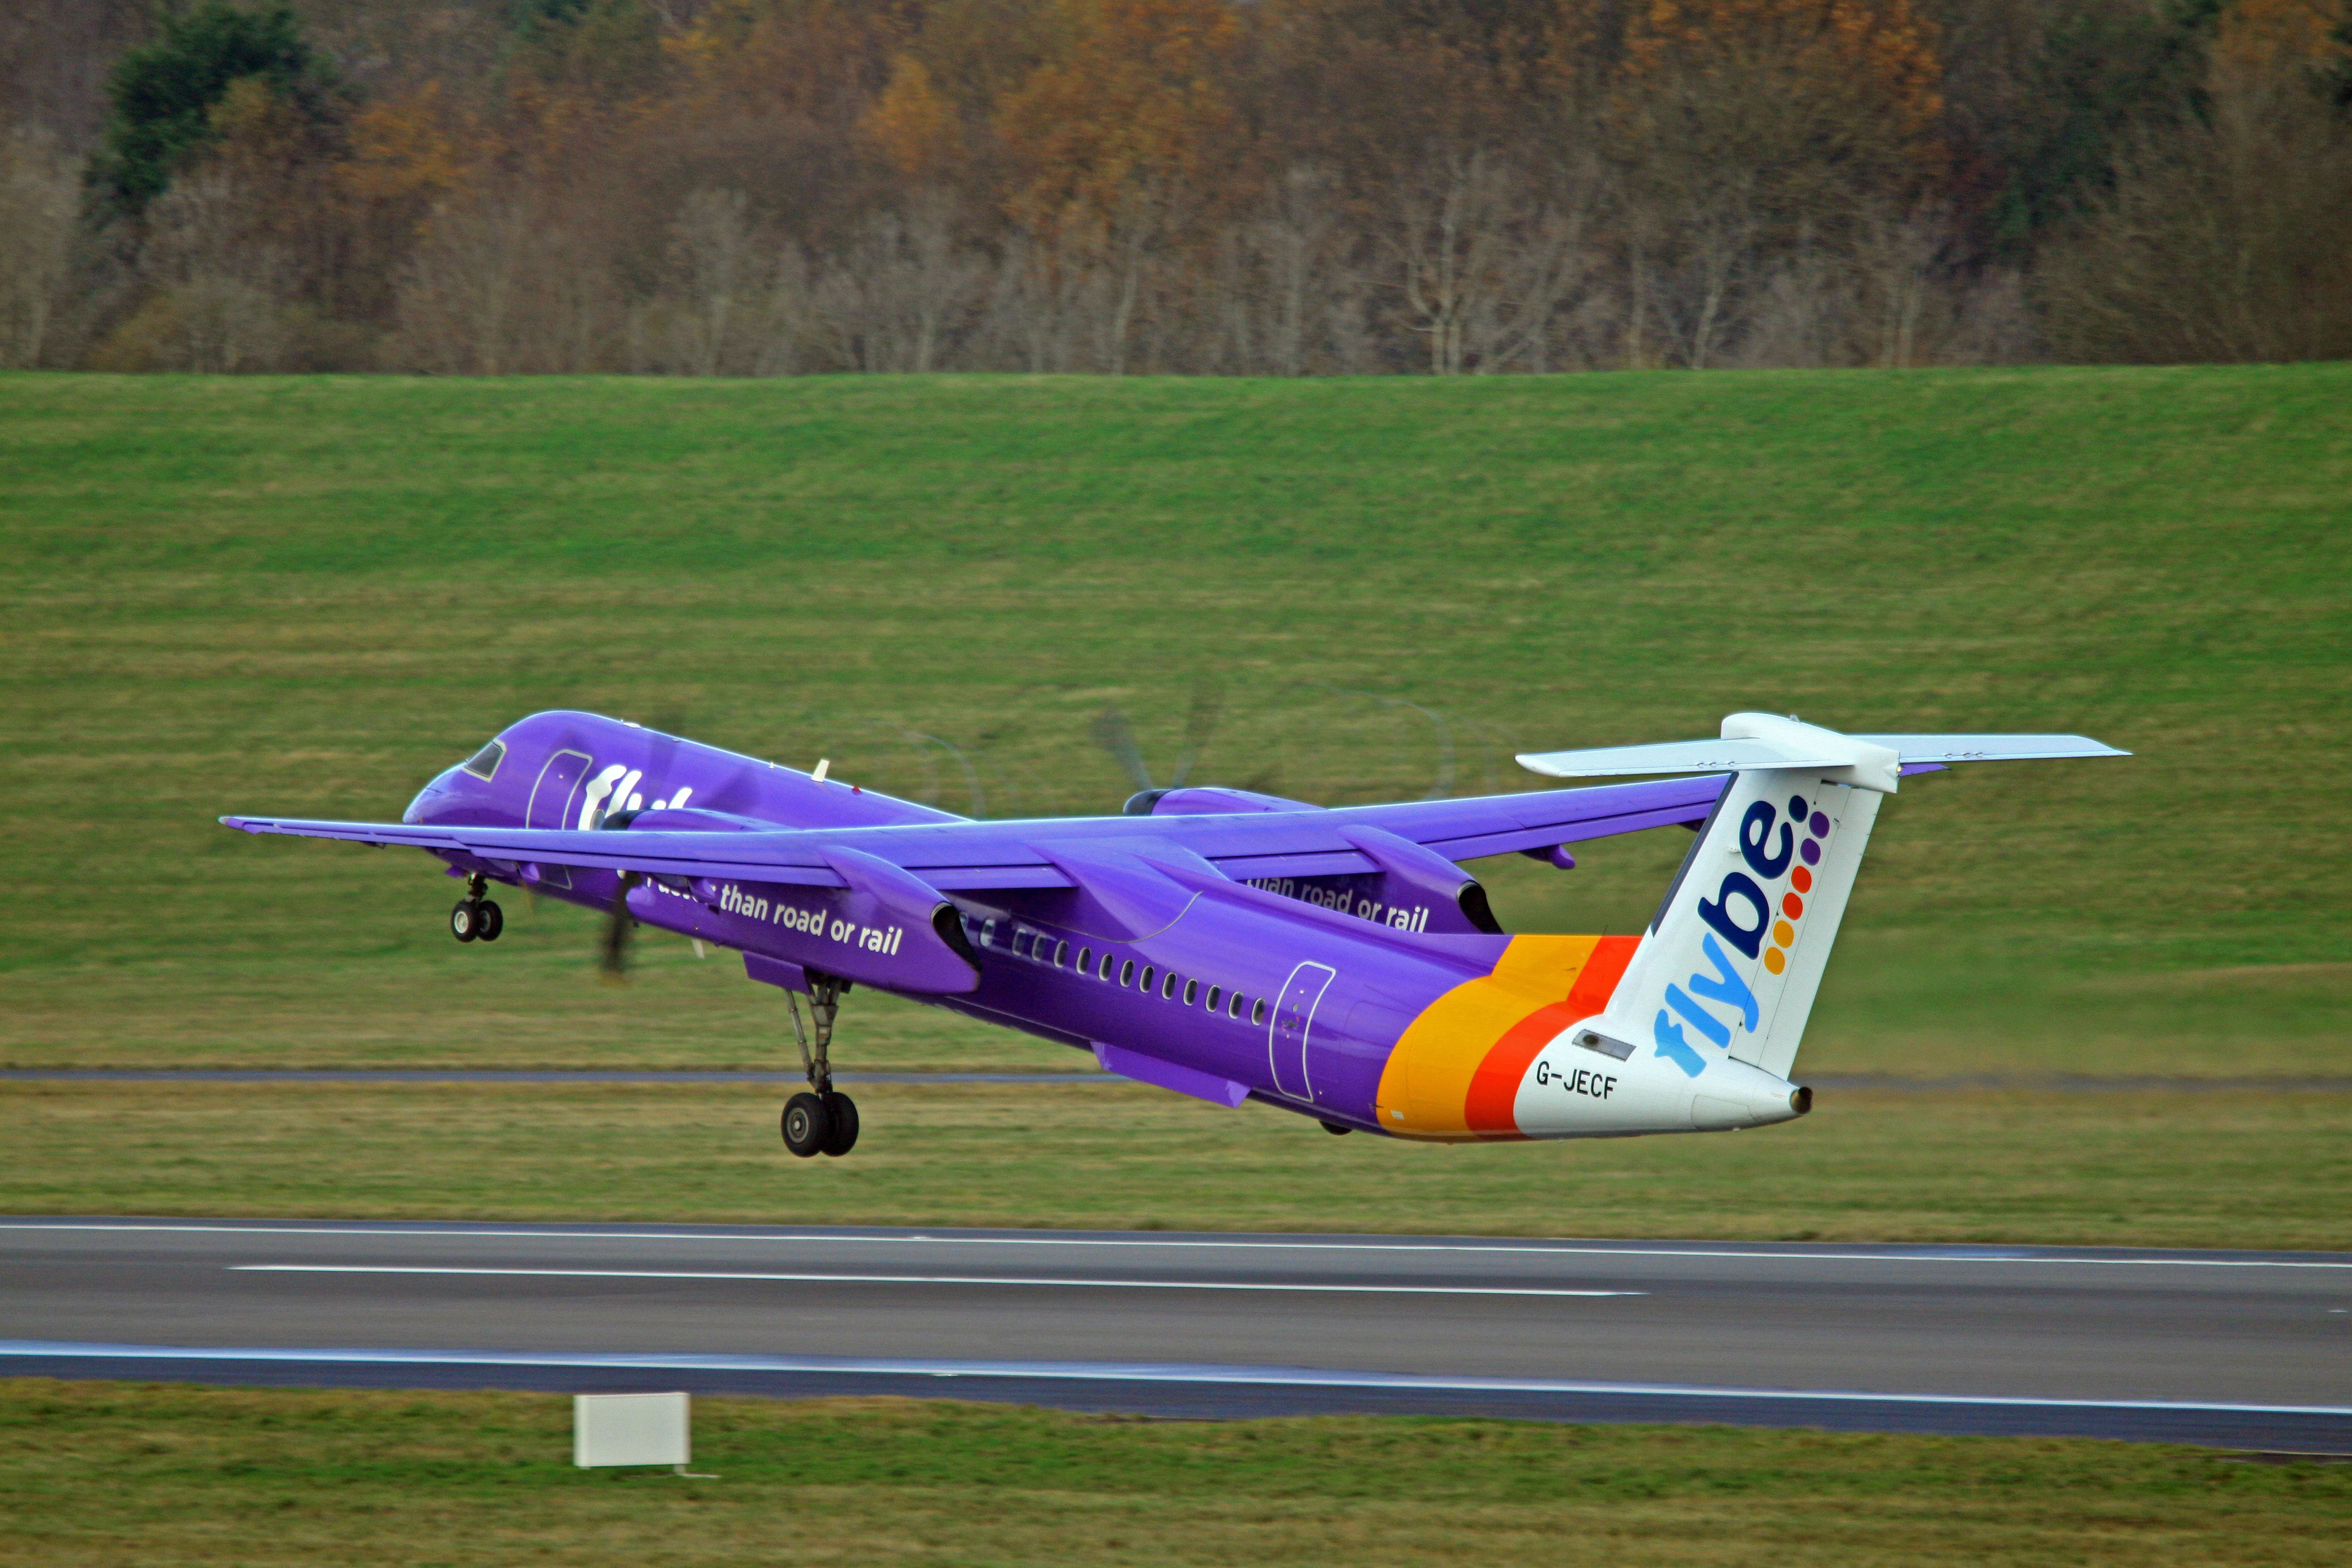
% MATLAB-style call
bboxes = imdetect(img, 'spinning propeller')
[598,872,639,984]
[1091,680,1223,805]
[593,707,687,983]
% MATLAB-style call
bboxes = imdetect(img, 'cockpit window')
[459,741,505,782]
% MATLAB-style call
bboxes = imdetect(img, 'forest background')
[2,0,2349,378]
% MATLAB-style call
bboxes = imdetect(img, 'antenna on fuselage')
[812,758,831,783]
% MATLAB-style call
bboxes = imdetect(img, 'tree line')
[2,0,2347,376]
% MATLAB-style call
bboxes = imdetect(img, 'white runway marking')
[4,1341,2348,1418]
[6,1220,2344,1269]
[228,1264,1642,1298]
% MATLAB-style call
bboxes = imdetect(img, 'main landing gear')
[780,973,858,1158]
[450,874,503,943]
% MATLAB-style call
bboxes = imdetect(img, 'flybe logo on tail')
[1653,794,1834,1077]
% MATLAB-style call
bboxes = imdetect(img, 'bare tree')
[980,227,1123,373]
[811,193,984,372]
[392,185,623,374]
[1390,150,1490,375]
[1728,246,1848,368]
[1849,202,1953,368]
[1652,165,1764,370]
[1947,267,2036,366]
[667,188,758,376]
[392,192,536,375]
[0,128,79,368]
[2038,48,2352,364]
[1206,164,1362,376]
[1461,185,1599,374]
[90,172,296,372]
[1389,149,1597,375]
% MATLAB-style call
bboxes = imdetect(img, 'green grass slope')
[2,367,2347,1080]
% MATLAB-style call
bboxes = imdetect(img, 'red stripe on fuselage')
[1564,934,1639,1018]
[1462,1002,1582,1138]
[1461,934,1642,1138]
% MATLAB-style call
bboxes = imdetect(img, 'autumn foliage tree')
[3,0,2342,373]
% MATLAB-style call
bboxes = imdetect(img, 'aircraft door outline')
[526,749,593,889]
[1269,961,1337,1101]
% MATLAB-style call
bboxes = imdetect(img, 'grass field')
[5,1078,2349,1248]
[1,366,2347,1240]
[4,1381,2347,1568]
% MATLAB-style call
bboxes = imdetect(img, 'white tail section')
[1543,714,2124,1085]
[1577,769,1876,1084]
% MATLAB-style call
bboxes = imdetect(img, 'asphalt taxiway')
[4,1219,2347,1450]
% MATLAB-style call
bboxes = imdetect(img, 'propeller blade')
[598,871,639,984]
[1090,708,1155,792]
[595,708,686,981]
[1168,677,1224,787]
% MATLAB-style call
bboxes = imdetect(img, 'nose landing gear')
[450,874,503,943]
[780,974,858,1158]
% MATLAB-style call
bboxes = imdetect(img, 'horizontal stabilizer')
[1846,734,2130,764]
[1514,738,1850,778]
[1519,713,2126,793]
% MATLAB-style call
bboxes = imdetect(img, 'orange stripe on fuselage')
[1374,933,1641,1143]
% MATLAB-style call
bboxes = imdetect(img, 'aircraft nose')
[402,775,453,826]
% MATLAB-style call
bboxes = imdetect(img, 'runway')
[4,1219,2348,1450]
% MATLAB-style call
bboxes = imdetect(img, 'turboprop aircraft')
[221,712,2123,1158]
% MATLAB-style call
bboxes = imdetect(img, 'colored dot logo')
[1763,798,1830,975]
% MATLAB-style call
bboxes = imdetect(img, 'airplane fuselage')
[399,712,1788,1140]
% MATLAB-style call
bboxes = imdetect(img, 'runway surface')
[6,1219,2348,1448]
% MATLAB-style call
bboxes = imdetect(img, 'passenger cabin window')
[1228,992,1244,1019]
[1183,979,1199,1006]
[1013,930,1032,957]
[459,740,505,782]
[1054,940,1069,967]
[1099,952,1115,980]
[1120,960,1136,987]
[1078,947,1092,974]
[1162,972,1179,1000]
[1139,967,1155,992]
[980,920,996,947]
[1250,998,1267,1025]
[1206,986,1222,1012]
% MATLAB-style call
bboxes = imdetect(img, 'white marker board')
[574,1391,690,1468]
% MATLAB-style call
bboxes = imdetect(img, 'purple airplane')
[223,711,2123,1158]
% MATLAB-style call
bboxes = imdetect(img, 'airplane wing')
[216,816,1059,890]
[220,772,1753,890]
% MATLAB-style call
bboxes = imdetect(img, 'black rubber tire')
[821,1092,859,1157]
[780,1092,832,1158]
[475,900,503,942]
[449,901,479,943]
[1319,1120,1353,1135]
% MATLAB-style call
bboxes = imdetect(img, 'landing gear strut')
[781,974,858,1158]
[450,874,503,943]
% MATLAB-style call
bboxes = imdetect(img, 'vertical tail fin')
[1518,713,2125,1085]
[1583,768,1878,1082]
